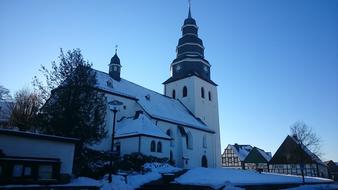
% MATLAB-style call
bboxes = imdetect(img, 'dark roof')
[163,72,217,86]
[0,129,79,144]
[325,160,338,172]
[244,147,272,163]
[269,135,325,165]
[110,53,120,65]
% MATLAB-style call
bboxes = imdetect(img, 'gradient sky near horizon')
[1,0,337,160]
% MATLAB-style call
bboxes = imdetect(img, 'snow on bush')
[143,162,182,173]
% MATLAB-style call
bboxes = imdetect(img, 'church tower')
[163,5,221,167]
[109,47,121,81]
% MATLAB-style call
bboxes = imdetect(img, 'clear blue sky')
[1,0,337,160]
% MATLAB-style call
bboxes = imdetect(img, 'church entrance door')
[202,155,208,167]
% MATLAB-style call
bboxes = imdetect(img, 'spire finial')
[115,45,118,54]
[188,0,192,18]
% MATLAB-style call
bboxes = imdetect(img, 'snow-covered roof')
[0,129,79,143]
[229,144,253,161]
[256,148,272,162]
[95,70,213,133]
[115,113,171,140]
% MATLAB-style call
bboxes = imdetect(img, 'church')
[91,7,221,168]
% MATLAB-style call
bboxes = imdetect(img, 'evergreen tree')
[37,49,107,175]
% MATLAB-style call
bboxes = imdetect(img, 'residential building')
[0,129,78,184]
[222,144,252,168]
[269,135,328,178]
[325,160,338,181]
[244,147,272,172]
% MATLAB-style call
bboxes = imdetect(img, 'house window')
[201,87,205,98]
[23,166,32,176]
[38,165,53,179]
[186,131,193,150]
[208,91,212,101]
[157,141,162,153]
[150,140,156,152]
[13,165,23,177]
[183,86,188,97]
[172,90,176,99]
[203,135,207,148]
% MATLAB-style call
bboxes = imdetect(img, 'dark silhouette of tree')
[37,49,107,175]
[290,121,321,156]
[9,88,42,131]
[290,121,321,183]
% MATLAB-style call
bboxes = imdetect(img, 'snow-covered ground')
[0,163,181,190]
[70,163,181,190]
[283,184,338,190]
[175,167,333,189]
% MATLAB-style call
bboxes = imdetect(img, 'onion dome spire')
[163,2,216,85]
[109,45,122,81]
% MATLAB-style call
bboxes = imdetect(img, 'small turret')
[109,46,121,81]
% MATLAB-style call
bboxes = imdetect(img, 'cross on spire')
[188,0,192,18]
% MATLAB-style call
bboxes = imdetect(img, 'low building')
[244,147,272,172]
[269,135,328,178]
[0,129,78,184]
[325,160,338,181]
[222,144,252,168]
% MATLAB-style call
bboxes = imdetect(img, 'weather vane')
[115,45,118,54]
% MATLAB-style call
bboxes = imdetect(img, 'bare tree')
[290,121,322,157]
[290,121,322,183]
[9,88,43,131]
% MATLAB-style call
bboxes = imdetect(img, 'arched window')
[201,87,205,98]
[172,90,176,99]
[167,129,174,147]
[183,86,188,97]
[203,135,207,148]
[208,91,212,101]
[186,131,193,150]
[150,140,156,152]
[157,141,162,152]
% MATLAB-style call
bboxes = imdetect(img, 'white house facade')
[91,7,221,169]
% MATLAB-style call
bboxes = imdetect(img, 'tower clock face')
[176,65,181,71]
[204,66,208,72]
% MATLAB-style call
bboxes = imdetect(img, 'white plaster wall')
[116,137,140,155]
[164,76,221,167]
[155,120,214,169]
[91,94,142,151]
[0,135,75,175]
